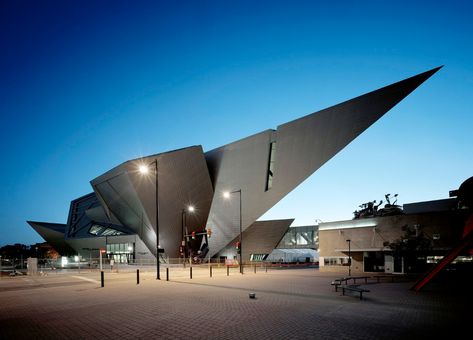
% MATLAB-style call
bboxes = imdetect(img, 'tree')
[387,225,433,273]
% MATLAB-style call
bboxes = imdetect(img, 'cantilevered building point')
[28,66,441,264]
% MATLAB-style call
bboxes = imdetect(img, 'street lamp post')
[153,160,160,280]
[139,160,160,280]
[182,205,195,265]
[223,189,243,274]
[346,239,351,276]
[181,209,185,264]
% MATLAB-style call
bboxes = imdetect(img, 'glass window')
[296,233,308,245]
[324,257,349,266]
[89,225,104,235]
[265,142,276,191]
[126,243,133,253]
[102,228,124,236]
[250,254,268,262]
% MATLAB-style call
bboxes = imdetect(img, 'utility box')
[27,257,38,276]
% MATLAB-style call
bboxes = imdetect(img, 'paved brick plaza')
[0,267,468,339]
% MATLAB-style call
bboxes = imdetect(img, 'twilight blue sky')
[1,0,472,247]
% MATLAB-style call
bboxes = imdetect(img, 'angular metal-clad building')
[204,67,441,258]
[28,67,441,263]
[27,221,75,256]
[214,219,295,263]
[90,146,214,259]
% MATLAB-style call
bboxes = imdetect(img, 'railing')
[1,257,319,277]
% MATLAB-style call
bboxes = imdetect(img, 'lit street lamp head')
[188,205,195,213]
[223,191,230,199]
[138,164,149,174]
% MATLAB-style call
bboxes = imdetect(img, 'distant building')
[319,180,472,274]
[266,225,319,263]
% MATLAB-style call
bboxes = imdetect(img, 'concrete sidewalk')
[0,268,468,339]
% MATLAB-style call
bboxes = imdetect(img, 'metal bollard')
[190,267,193,279]
[137,269,140,285]
[227,266,229,276]
[210,266,213,278]
[166,267,169,281]
[265,265,268,273]
[254,264,256,274]
[101,271,104,288]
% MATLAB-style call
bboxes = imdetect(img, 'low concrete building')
[319,193,469,275]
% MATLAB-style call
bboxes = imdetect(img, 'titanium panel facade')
[66,192,133,239]
[91,145,214,258]
[27,222,75,255]
[215,219,294,262]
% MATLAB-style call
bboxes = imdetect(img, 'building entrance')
[363,251,384,272]
[106,242,135,264]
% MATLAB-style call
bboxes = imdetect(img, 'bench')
[348,276,370,284]
[331,281,341,291]
[340,285,370,300]
[331,276,369,289]
[372,275,396,283]
[331,277,350,290]
[332,277,351,283]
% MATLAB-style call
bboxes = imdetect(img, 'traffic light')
[207,228,212,238]
[191,231,196,240]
